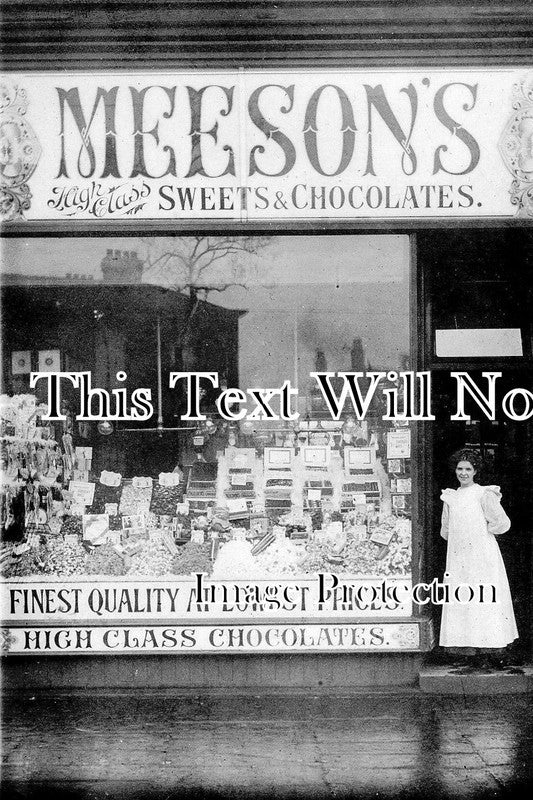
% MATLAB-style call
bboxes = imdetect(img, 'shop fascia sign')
[1,68,532,222]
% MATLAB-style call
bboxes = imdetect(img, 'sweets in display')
[1,401,413,580]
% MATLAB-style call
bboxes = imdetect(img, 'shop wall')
[3,653,422,690]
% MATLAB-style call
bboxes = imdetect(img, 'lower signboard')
[1,622,420,655]
[0,576,413,622]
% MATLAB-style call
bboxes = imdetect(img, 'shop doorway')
[430,370,533,657]
[419,227,533,659]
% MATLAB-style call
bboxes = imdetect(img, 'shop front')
[1,56,532,688]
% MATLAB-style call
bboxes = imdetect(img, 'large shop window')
[1,234,413,585]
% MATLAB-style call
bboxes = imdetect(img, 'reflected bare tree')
[141,235,270,301]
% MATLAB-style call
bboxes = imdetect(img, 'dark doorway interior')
[418,228,533,659]
[430,370,533,657]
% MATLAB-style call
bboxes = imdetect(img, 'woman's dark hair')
[449,448,483,474]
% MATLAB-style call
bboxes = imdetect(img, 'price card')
[132,476,152,489]
[307,489,322,501]
[396,478,412,494]
[231,474,248,486]
[353,493,366,505]
[228,498,248,514]
[99,470,122,487]
[370,527,394,546]
[158,472,180,487]
[121,514,145,530]
[68,480,95,507]
[82,514,109,545]
[387,430,411,459]
[393,494,406,510]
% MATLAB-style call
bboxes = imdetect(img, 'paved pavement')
[2,690,532,799]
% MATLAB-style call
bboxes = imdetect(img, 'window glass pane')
[212,235,410,409]
[2,234,413,585]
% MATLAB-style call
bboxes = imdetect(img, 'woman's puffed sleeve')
[481,487,511,535]
[440,503,449,540]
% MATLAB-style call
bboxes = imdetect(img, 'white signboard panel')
[1,622,420,654]
[1,576,413,622]
[1,69,532,222]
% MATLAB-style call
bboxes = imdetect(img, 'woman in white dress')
[439,449,518,657]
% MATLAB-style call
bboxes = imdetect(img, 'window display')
[0,233,422,661]
[1,423,412,580]
[1,235,412,586]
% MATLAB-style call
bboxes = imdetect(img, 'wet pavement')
[2,689,532,799]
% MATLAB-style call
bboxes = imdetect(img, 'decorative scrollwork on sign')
[0,81,42,222]
[389,624,419,649]
[1,628,16,653]
[498,73,533,217]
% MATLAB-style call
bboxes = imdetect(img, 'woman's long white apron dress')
[439,483,518,648]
